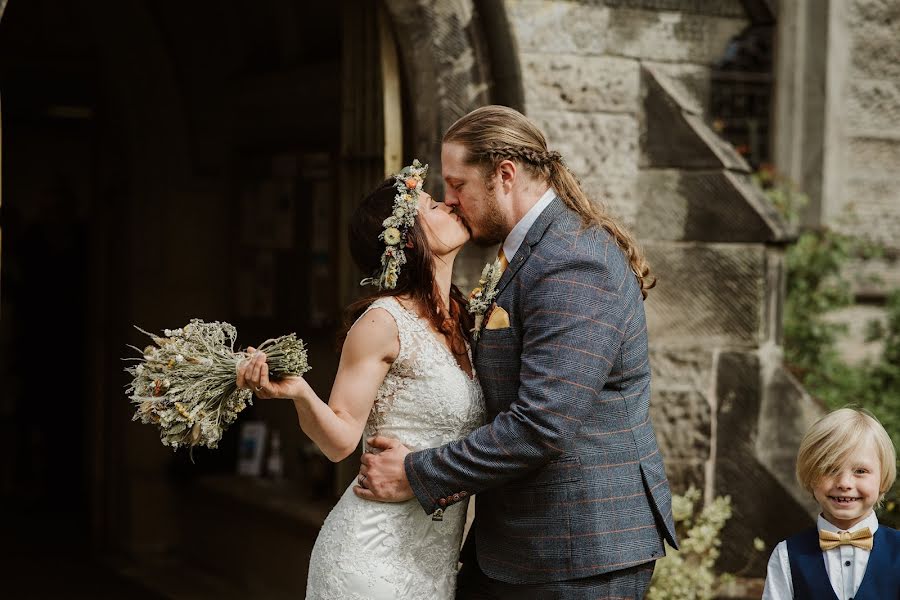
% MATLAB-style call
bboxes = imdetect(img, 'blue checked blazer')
[405,198,678,584]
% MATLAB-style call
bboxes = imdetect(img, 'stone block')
[649,346,715,390]
[846,79,900,137]
[714,351,817,574]
[849,0,900,23]
[642,61,711,115]
[602,0,746,19]
[640,65,750,170]
[529,110,639,180]
[604,7,747,64]
[522,53,640,113]
[633,169,792,243]
[643,242,768,347]
[850,28,900,80]
[832,177,900,249]
[660,459,707,495]
[581,173,638,227]
[504,0,609,55]
[650,388,712,461]
[756,363,823,515]
[846,136,900,175]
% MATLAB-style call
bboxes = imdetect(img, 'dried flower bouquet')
[125,319,309,450]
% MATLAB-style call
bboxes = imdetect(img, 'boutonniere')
[467,259,504,341]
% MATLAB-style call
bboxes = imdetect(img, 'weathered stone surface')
[522,53,640,113]
[846,136,900,175]
[651,388,712,460]
[643,61,711,114]
[850,28,900,80]
[823,304,889,365]
[660,459,707,495]
[849,0,900,23]
[634,169,792,243]
[641,65,750,170]
[605,7,747,64]
[833,177,900,249]
[384,0,492,167]
[847,0,900,79]
[643,242,767,347]
[530,110,639,180]
[602,0,746,19]
[581,173,638,227]
[504,0,609,55]
[649,346,715,390]
[714,352,817,574]
[846,79,900,137]
[757,363,823,516]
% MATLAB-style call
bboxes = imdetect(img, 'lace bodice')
[362,297,484,451]
[305,297,485,600]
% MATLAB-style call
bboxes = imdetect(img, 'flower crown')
[360,159,428,290]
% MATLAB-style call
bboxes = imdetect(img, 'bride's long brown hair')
[341,178,472,356]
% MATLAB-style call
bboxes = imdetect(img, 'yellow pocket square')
[485,306,510,329]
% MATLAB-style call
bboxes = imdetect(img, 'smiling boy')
[762,408,899,600]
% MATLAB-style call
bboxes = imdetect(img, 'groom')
[355,105,677,599]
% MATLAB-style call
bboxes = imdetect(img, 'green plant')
[647,488,763,600]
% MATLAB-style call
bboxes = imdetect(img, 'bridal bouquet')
[125,319,310,450]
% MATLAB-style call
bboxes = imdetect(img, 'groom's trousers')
[455,557,656,600]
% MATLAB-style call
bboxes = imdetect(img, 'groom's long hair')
[444,105,655,299]
[340,178,473,353]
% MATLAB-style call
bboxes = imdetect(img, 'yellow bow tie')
[818,527,874,552]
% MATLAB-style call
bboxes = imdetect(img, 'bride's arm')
[239,308,398,462]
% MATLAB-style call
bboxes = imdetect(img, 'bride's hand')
[236,346,315,400]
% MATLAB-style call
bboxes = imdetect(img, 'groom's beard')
[467,190,508,247]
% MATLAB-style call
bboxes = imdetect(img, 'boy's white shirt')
[761,511,879,600]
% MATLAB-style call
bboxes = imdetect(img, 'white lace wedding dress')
[305,297,485,600]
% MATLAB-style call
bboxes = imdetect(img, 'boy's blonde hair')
[796,407,897,504]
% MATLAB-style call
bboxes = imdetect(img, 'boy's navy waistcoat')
[786,525,900,600]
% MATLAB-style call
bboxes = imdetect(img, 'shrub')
[649,488,747,599]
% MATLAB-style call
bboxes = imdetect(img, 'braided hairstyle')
[443,105,655,299]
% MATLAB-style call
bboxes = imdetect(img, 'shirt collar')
[817,511,879,534]
[502,187,556,261]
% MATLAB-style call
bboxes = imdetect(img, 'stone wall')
[824,0,900,256]
[504,0,823,572]
[777,0,900,362]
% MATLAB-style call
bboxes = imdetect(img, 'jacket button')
[460,491,468,498]
[452,493,461,502]
[438,498,447,507]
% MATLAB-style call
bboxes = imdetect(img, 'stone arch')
[383,0,501,173]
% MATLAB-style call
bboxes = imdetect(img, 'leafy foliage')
[647,488,764,599]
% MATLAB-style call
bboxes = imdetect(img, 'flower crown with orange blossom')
[359,159,429,290]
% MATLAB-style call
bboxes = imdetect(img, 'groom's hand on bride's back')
[354,436,414,502]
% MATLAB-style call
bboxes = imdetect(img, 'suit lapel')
[493,197,566,299]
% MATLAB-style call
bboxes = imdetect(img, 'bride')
[237,160,485,599]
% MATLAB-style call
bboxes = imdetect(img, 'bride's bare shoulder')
[344,304,400,363]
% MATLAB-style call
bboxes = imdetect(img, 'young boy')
[762,407,898,599]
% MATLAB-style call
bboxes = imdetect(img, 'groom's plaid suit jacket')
[405,198,678,584]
